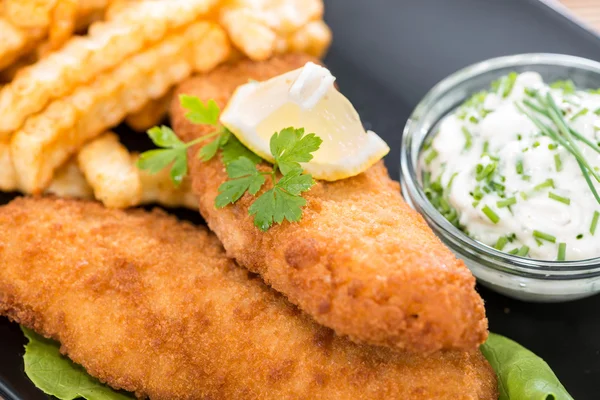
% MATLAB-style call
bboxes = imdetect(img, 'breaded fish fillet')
[171,54,488,353]
[0,197,497,399]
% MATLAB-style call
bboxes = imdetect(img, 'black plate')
[1,0,600,398]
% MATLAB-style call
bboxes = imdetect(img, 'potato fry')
[3,0,54,30]
[103,0,139,20]
[11,21,230,194]
[77,132,141,208]
[125,91,172,132]
[285,20,332,58]
[45,159,93,199]
[77,132,196,209]
[219,0,324,60]
[46,0,78,52]
[0,50,38,84]
[0,17,32,70]
[0,0,218,138]
[0,139,17,192]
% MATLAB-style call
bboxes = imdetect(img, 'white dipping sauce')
[421,72,600,261]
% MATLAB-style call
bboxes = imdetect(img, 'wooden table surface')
[560,0,600,29]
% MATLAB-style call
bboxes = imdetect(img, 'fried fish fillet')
[0,197,497,399]
[171,54,488,353]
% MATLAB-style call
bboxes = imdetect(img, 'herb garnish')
[138,95,322,231]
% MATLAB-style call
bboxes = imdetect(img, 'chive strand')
[533,230,557,243]
[557,243,567,261]
[591,211,600,235]
[548,192,571,205]
[482,205,500,224]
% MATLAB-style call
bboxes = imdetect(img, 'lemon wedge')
[220,62,390,181]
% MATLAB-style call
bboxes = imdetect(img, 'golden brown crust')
[0,197,497,399]
[171,54,488,353]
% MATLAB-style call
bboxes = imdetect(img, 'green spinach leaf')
[21,326,132,400]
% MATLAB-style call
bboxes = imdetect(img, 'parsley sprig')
[137,95,322,231]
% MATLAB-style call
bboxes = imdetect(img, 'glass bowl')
[400,53,600,302]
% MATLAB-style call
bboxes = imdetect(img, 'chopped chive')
[524,87,537,97]
[520,192,528,200]
[576,233,584,239]
[461,126,473,150]
[508,248,519,255]
[554,154,562,172]
[557,243,567,261]
[483,186,491,194]
[483,141,489,153]
[472,200,480,208]
[422,138,433,151]
[548,192,571,205]
[523,175,531,182]
[550,80,576,94]
[533,141,540,148]
[473,186,484,200]
[482,205,500,224]
[447,172,458,190]
[497,197,516,208]
[533,230,557,243]
[570,107,589,121]
[517,245,530,257]
[502,72,518,98]
[534,178,555,191]
[516,160,524,175]
[595,108,600,116]
[535,238,543,246]
[591,211,599,235]
[494,236,508,250]
[507,233,517,242]
[476,163,496,181]
[548,143,558,150]
[517,134,523,141]
[491,182,505,192]
[469,115,479,124]
[424,149,438,165]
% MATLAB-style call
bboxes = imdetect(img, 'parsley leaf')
[221,131,262,165]
[270,127,323,175]
[147,125,184,147]
[215,157,266,208]
[248,169,314,231]
[139,95,321,231]
[198,131,226,162]
[180,95,220,126]
[137,126,189,185]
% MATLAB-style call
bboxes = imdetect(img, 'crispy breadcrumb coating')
[0,197,497,399]
[171,54,488,353]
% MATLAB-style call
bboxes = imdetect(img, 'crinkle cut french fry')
[77,132,142,208]
[0,139,17,192]
[0,0,218,138]
[0,17,31,70]
[219,0,324,60]
[103,0,140,20]
[46,0,78,53]
[3,0,54,30]
[125,91,172,132]
[284,20,331,58]
[11,21,230,194]
[124,23,228,133]
[45,159,94,200]
[77,133,196,209]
